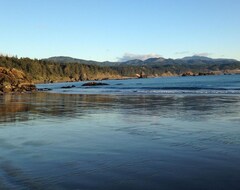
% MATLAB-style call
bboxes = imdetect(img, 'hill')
[0,56,121,83]
[0,55,240,83]
[45,56,240,67]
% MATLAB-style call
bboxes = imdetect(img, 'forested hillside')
[0,56,120,83]
[1,55,240,83]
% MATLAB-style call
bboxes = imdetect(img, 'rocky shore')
[0,67,36,94]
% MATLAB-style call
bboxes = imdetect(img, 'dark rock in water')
[61,85,76,89]
[37,88,52,91]
[82,82,109,86]
[0,67,36,93]
[198,72,215,76]
[182,71,215,77]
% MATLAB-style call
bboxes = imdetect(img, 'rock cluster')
[182,71,216,77]
[61,85,76,89]
[0,67,36,94]
[82,82,109,86]
[136,71,147,78]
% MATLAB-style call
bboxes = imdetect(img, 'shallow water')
[0,92,240,190]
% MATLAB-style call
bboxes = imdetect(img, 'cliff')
[0,67,36,94]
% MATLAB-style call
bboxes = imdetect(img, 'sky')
[0,0,240,61]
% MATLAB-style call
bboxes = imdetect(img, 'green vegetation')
[0,55,120,82]
[1,55,240,83]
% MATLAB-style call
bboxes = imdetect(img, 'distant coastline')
[35,71,240,85]
[1,55,240,84]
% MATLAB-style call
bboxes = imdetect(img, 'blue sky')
[0,0,240,61]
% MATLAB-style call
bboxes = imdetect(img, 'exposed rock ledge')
[0,67,36,94]
[82,82,109,86]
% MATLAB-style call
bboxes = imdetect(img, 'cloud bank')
[118,53,162,62]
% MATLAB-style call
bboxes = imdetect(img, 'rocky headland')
[0,67,36,94]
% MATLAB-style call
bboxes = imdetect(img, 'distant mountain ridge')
[181,56,213,61]
[46,56,100,65]
[45,55,238,66]
[180,55,237,62]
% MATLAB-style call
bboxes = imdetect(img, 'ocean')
[37,74,240,95]
[0,75,240,189]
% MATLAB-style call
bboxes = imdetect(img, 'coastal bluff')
[0,67,36,94]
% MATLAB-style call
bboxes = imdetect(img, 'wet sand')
[0,93,240,189]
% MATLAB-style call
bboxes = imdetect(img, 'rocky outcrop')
[136,71,147,78]
[0,67,36,93]
[161,71,175,77]
[182,71,195,77]
[182,71,216,77]
[61,85,76,89]
[82,82,109,86]
[198,72,215,76]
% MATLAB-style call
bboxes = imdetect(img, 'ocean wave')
[50,88,240,95]
[134,89,240,95]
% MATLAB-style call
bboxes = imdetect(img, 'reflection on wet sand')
[0,160,45,190]
[0,94,32,123]
[0,93,240,190]
[1,93,240,124]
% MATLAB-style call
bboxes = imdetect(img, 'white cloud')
[118,53,162,62]
[193,52,212,57]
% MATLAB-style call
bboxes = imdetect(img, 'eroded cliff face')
[0,67,36,93]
